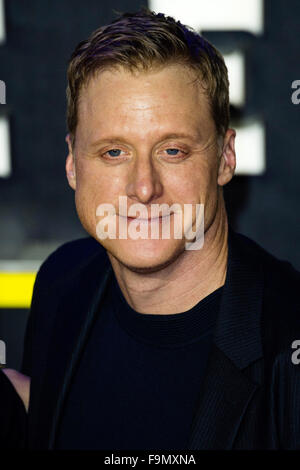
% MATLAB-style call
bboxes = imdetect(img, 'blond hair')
[66,8,229,147]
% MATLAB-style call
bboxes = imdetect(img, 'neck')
[108,198,229,314]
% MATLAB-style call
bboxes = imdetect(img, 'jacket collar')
[34,226,264,449]
[187,226,264,449]
[215,225,264,368]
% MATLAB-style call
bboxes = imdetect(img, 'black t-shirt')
[56,275,223,450]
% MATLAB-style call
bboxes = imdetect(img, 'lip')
[118,214,171,222]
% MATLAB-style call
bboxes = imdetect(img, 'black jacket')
[21,227,300,449]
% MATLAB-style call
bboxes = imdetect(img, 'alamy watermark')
[0,80,5,104]
[0,339,6,366]
[95,196,205,250]
[291,80,300,104]
[291,340,300,364]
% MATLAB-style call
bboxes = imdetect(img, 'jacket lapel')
[187,344,259,449]
[188,227,264,449]
[33,249,113,449]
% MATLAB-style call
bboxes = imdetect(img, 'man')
[21,9,300,449]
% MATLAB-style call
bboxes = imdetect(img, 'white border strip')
[0,116,11,177]
[235,120,265,175]
[0,0,6,44]
[149,0,264,35]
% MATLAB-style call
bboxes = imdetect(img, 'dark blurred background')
[0,0,299,369]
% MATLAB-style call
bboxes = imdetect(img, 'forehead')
[76,64,214,141]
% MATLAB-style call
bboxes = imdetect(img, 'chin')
[104,238,185,274]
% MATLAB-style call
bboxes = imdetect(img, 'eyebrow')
[89,132,200,148]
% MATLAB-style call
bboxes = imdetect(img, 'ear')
[65,133,76,190]
[217,128,236,186]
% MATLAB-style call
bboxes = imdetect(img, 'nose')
[125,155,163,204]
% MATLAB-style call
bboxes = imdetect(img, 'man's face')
[66,64,235,272]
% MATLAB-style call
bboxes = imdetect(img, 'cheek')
[165,163,215,204]
[75,161,126,215]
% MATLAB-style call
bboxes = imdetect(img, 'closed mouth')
[118,214,172,221]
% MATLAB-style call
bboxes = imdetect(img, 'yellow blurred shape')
[0,273,36,308]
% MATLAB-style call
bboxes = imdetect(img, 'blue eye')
[166,148,180,155]
[107,149,122,157]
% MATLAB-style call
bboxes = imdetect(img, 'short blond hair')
[66,8,229,147]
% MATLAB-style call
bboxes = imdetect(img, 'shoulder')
[232,230,300,289]
[21,237,108,375]
[29,236,107,335]
[34,236,107,292]
[235,231,300,353]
